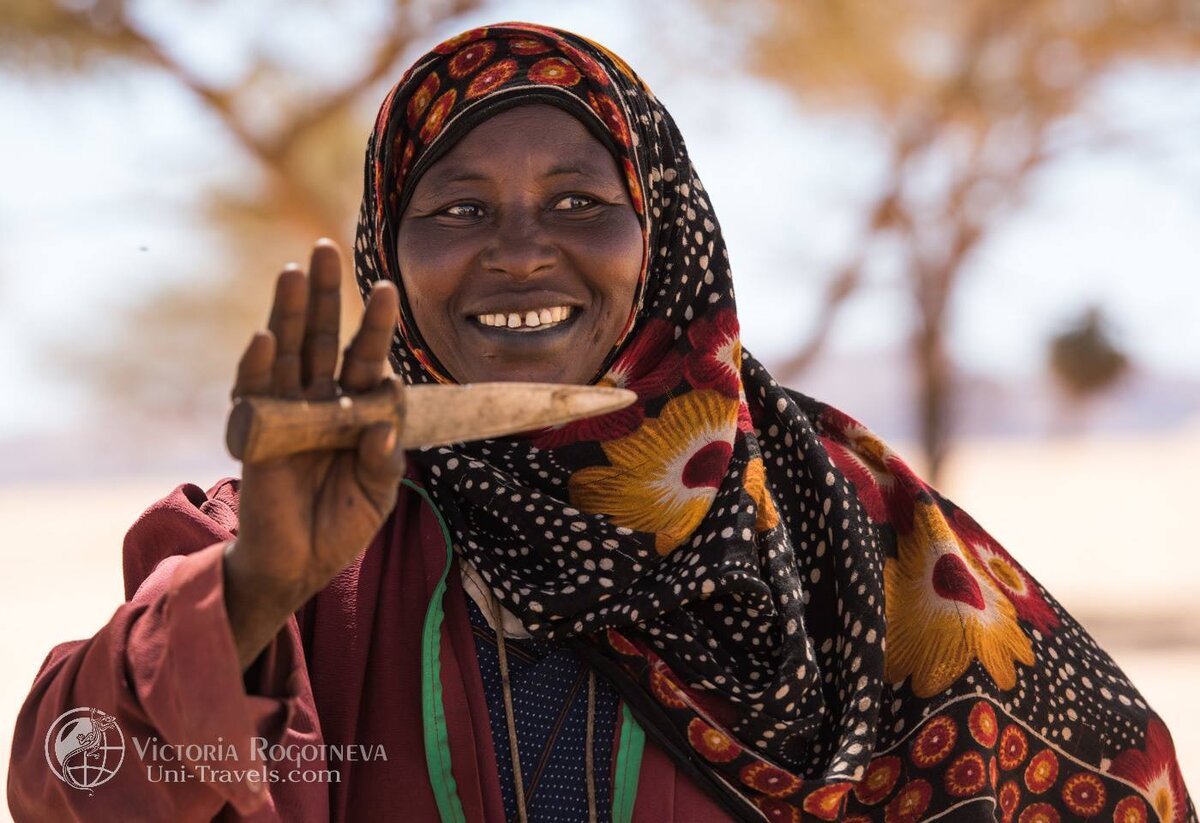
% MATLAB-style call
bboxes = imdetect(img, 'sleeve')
[6,480,326,822]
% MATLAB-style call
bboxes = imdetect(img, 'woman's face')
[396,104,643,384]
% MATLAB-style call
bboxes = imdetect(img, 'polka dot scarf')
[355,23,1194,823]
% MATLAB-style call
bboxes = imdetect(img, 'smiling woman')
[396,105,643,385]
[7,21,1196,823]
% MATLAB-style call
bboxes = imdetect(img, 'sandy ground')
[1,427,1197,817]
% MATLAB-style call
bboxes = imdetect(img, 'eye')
[552,194,597,211]
[441,202,484,218]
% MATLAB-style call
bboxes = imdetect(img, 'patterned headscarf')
[355,23,1194,822]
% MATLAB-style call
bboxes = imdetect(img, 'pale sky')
[2,0,1199,439]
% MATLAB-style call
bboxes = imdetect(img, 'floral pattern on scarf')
[353,22,1195,822]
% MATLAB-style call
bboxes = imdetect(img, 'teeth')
[475,306,573,330]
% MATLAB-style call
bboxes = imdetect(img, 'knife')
[226,379,636,463]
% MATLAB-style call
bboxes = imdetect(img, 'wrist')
[223,539,311,612]
[222,540,309,669]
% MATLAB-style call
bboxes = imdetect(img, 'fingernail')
[383,425,397,453]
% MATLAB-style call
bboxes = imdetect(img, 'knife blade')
[226,379,636,463]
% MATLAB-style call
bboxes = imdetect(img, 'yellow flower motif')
[884,502,1034,697]
[742,457,780,532]
[569,390,738,554]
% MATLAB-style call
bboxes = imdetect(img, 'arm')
[9,240,405,820]
[8,539,323,821]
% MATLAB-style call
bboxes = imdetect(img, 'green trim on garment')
[613,704,646,823]
[411,479,646,821]
[409,479,467,823]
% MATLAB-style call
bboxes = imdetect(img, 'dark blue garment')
[466,595,620,822]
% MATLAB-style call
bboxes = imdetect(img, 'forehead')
[416,104,617,186]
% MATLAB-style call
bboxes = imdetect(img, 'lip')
[462,289,584,317]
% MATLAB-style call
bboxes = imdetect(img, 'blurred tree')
[1048,306,1130,429]
[739,0,1200,479]
[0,0,482,423]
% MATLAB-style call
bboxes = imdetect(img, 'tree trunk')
[913,318,953,484]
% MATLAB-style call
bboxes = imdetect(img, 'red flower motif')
[448,40,496,79]
[1110,718,1189,823]
[623,157,644,215]
[687,718,742,764]
[527,56,582,86]
[559,40,610,86]
[845,817,872,823]
[1113,795,1149,823]
[508,37,552,55]
[588,91,631,146]
[741,761,802,799]
[685,308,742,399]
[1024,749,1059,794]
[854,756,901,805]
[753,797,800,823]
[969,701,999,748]
[407,72,441,127]
[1061,773,1107,818]
[398,140,415,182]
[737,399,754,434]
[433,27,488,54]
[650,663,689,709]
[802,783,851,821]
[884,779,932,823]
[531,404,643,449]
[605,628,639,657]
[998,725,1029,771]
[1019,802,1062,823]
[945,751,988,798]
[532,320,679,448]
[465,58,518,99]
[607,318,684,398]
[418,89,457,143]
[818,408,917,531]
[998,780,1022,823]
[949,505,1061,634]
[910,715,957,768]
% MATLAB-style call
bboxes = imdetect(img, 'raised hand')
[223,239,404,668]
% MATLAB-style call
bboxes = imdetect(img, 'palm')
[229,240,404,602]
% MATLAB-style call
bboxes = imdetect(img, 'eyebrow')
[421,163,611,187]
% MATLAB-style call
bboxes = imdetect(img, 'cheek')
[581,212,644,322]
[395,228,471,316]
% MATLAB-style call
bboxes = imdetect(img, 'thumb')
[356,422,406,496]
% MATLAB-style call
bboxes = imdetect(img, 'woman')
[8,22,1195,823]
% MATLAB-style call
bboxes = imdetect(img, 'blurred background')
[2,0,1198,802]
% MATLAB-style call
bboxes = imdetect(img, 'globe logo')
[44,707,125,793]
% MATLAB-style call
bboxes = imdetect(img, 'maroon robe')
[7,475,726,821]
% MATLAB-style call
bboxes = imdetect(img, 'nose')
[480,208,556,282]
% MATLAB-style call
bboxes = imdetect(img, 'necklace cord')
[489,587,599,823]
[490,590,530,823]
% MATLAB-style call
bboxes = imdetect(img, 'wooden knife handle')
[226,381,406,463]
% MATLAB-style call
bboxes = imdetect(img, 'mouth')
[473,305,576,333]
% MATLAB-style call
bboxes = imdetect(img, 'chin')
[466,361,586,385]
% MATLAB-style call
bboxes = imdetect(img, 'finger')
[267,265,307,398]
[340,281,399,394]
[356,422,406,511]
[301,239,342,399]
[232,331,276,400]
